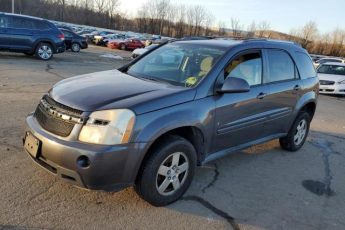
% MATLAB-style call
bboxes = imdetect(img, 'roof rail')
[243,38,301,47]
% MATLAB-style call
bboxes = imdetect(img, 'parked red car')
[108,39,145,50]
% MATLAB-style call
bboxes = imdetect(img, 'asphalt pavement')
[1,46,344,230]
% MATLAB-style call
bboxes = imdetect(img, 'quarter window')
[295,52,316,79]
[224,52,262,86]
[266,50,296,83]
[0,16,8,28]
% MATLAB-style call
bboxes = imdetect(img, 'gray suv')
[23,39,319,206]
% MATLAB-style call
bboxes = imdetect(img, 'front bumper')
[319,84,345,95]
[24,114,148,191]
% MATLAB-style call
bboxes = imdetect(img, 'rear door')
[212,49,272,153]
[0,15,11,48]
[7,16,35,51]
[263,49,302,135]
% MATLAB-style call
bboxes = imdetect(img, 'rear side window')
[266,50,296,83]
[0,15,8,28]
[33,20,51,30]
[9,17,35,29]
[295,52,316,79]
[62,30,73,37]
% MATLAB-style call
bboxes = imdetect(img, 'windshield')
[318,64,345,76]
[127,43,226,87]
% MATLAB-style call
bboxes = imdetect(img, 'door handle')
[294,85,301,91]
[257,92,267,99]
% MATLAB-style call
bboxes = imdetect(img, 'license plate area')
[24,132,40,158]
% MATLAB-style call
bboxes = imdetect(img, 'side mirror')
[217,77,250,94]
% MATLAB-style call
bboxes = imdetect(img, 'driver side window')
[224,52,262,86]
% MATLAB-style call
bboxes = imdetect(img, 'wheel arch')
[33,39,56,53]
[295,91,317,119]
[135,126,206,183]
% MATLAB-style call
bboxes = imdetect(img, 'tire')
[71,43,81,52]
[120,44,126,50]
[279,112,311,151]
[35,43,53,60]
[135,135,197,206]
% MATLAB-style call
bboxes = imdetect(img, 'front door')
[212,50,271,153]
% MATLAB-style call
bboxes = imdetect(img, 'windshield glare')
[318,64,345,76]
[127,43,226,87]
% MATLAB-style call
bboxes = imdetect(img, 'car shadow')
[165,130,345,229]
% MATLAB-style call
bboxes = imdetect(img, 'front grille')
[320,80,335,85]
[34,95,83,137]
[43,95,82,116]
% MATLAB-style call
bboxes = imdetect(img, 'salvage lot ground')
[1,46,345,230]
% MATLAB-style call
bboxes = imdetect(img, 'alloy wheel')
[294,119,307,145]
[156,152,189,196]
[38,45,52,60]
[72,43,80,52]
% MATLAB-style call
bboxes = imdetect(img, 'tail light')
[57,33,65,41]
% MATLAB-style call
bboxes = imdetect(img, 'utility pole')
[12,0,14,13]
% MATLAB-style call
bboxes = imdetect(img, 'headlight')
[79,109,135,145]
[339,80,345,84]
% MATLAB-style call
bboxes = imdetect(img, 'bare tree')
[204,13,215,36]
[94,0,106,13]
[230,18,242,38]
[247,21,257,38]
[300,21,318,48]
[257,21,271,38]
[106,0,120,29]
[166,4,177,37]
[218,21,226,36]
[156,0,170,35]
[329,29,345,56]
[192,5,206,36]
[175,4,186,38]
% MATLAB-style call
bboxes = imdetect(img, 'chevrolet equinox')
[24,39,319,206]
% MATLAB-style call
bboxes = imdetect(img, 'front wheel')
[35,43,53,60]
[280,112,311,151]
[135,135,197,206]
[71,43,81,52]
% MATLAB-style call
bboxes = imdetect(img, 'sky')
[120,0,345,33]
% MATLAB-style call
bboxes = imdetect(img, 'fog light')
[77,155,90,168]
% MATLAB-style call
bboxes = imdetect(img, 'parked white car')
[131,44,158,58]
[318,62,345,95]
[314,57,345,68]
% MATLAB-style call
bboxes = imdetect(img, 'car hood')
[318,73,345,82]
[49,69,196,114]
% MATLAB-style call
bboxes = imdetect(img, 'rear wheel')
[35,43,53,60]
[280,112,311,151]
[135,135,196,206]
[71,43,81,52]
